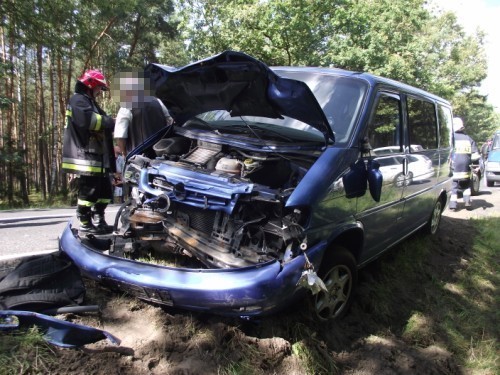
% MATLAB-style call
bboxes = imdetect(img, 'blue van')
[60,51,453,320]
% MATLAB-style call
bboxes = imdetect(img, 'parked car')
[60,51,454,320]
[372,144,424,155]
[485,131,500,187]
[376,154,435,187]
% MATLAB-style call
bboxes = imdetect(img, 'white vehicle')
[376,154,435,187]
[373,145,424,155]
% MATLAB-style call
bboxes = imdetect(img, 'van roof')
[273,66,451,106]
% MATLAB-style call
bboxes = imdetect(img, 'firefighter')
[62,69,115,233]
[449,117,480,210]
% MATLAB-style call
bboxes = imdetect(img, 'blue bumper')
[59,223,327,318]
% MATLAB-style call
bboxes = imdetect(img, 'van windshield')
[493,134,500,150]
[274,70,368,145]
[193,71,368,146]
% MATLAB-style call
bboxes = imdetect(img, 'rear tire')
[406,172,413,185]
[314,247,357,320]
[424,198,443,235]
[394,173,405,187]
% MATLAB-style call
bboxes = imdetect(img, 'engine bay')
[111,133,317,269]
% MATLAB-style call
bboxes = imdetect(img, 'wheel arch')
[438,189,448,210]
[324,226,364,266]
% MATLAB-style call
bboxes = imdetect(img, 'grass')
[442,217,499,373]
[0,326,56,375]
[0,189,74,210]
[368,217,499,373]
[289,322,338,375]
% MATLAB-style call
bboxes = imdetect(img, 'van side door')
[356,91,406,262]
[399,96,440,231]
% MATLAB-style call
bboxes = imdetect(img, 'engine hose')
[113,200,129,231]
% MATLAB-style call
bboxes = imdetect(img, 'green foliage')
[176,0,495,132]
[177,0,333,65]
[0,0,498,207]
[452,90,500,142]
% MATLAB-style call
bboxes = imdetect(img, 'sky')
[430,0,500,110]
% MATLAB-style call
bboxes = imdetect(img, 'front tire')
[486,179,494,187]
[314,247,357,320]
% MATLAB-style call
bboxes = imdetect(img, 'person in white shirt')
[112,70,173,155]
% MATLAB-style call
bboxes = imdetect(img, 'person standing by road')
[449,117,480,210]
[62,69,115,234]
[112,70,173,156]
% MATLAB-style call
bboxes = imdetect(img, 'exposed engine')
[113,136,312,269]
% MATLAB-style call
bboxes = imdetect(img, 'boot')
[77,206,100,234]
[92,204,113,234]
[449,193,457,211]
[463,188,472,210]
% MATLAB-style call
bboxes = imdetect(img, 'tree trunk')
[36,44,47,200]
[5,26,16,204]
[49,51,60,199]
[18,46,29,205]
[57,53,67,194]
[20,47,31,198]
[82,17,118,70]
[0,25,6,201]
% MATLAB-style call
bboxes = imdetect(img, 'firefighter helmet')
[78,69,109,91]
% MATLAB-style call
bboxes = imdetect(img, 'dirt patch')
[45,186,500,374]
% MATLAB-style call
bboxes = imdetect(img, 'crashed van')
[60,51,453,320]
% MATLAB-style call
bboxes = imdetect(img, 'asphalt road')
[0,205,120,260]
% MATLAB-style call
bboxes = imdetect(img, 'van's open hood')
[145,50,334,142]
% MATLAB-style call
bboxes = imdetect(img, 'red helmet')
[78,69,109,90]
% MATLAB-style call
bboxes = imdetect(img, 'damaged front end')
[116,140,310,270]
[60,134,330,317]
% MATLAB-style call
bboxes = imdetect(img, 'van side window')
[367,94,402,155]
[407,96,438,150]
[437,105,452,148]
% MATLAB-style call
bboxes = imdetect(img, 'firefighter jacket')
[451,131,479,180]
[62,82,115,176]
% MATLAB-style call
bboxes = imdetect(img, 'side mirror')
[343,159,367,198]
[367,159,383,202]
[343,159,383,202]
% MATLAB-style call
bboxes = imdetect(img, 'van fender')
[323,220,364,264]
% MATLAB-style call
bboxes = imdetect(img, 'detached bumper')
[59,222,326,317]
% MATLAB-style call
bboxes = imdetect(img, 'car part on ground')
[0,310,120,348]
